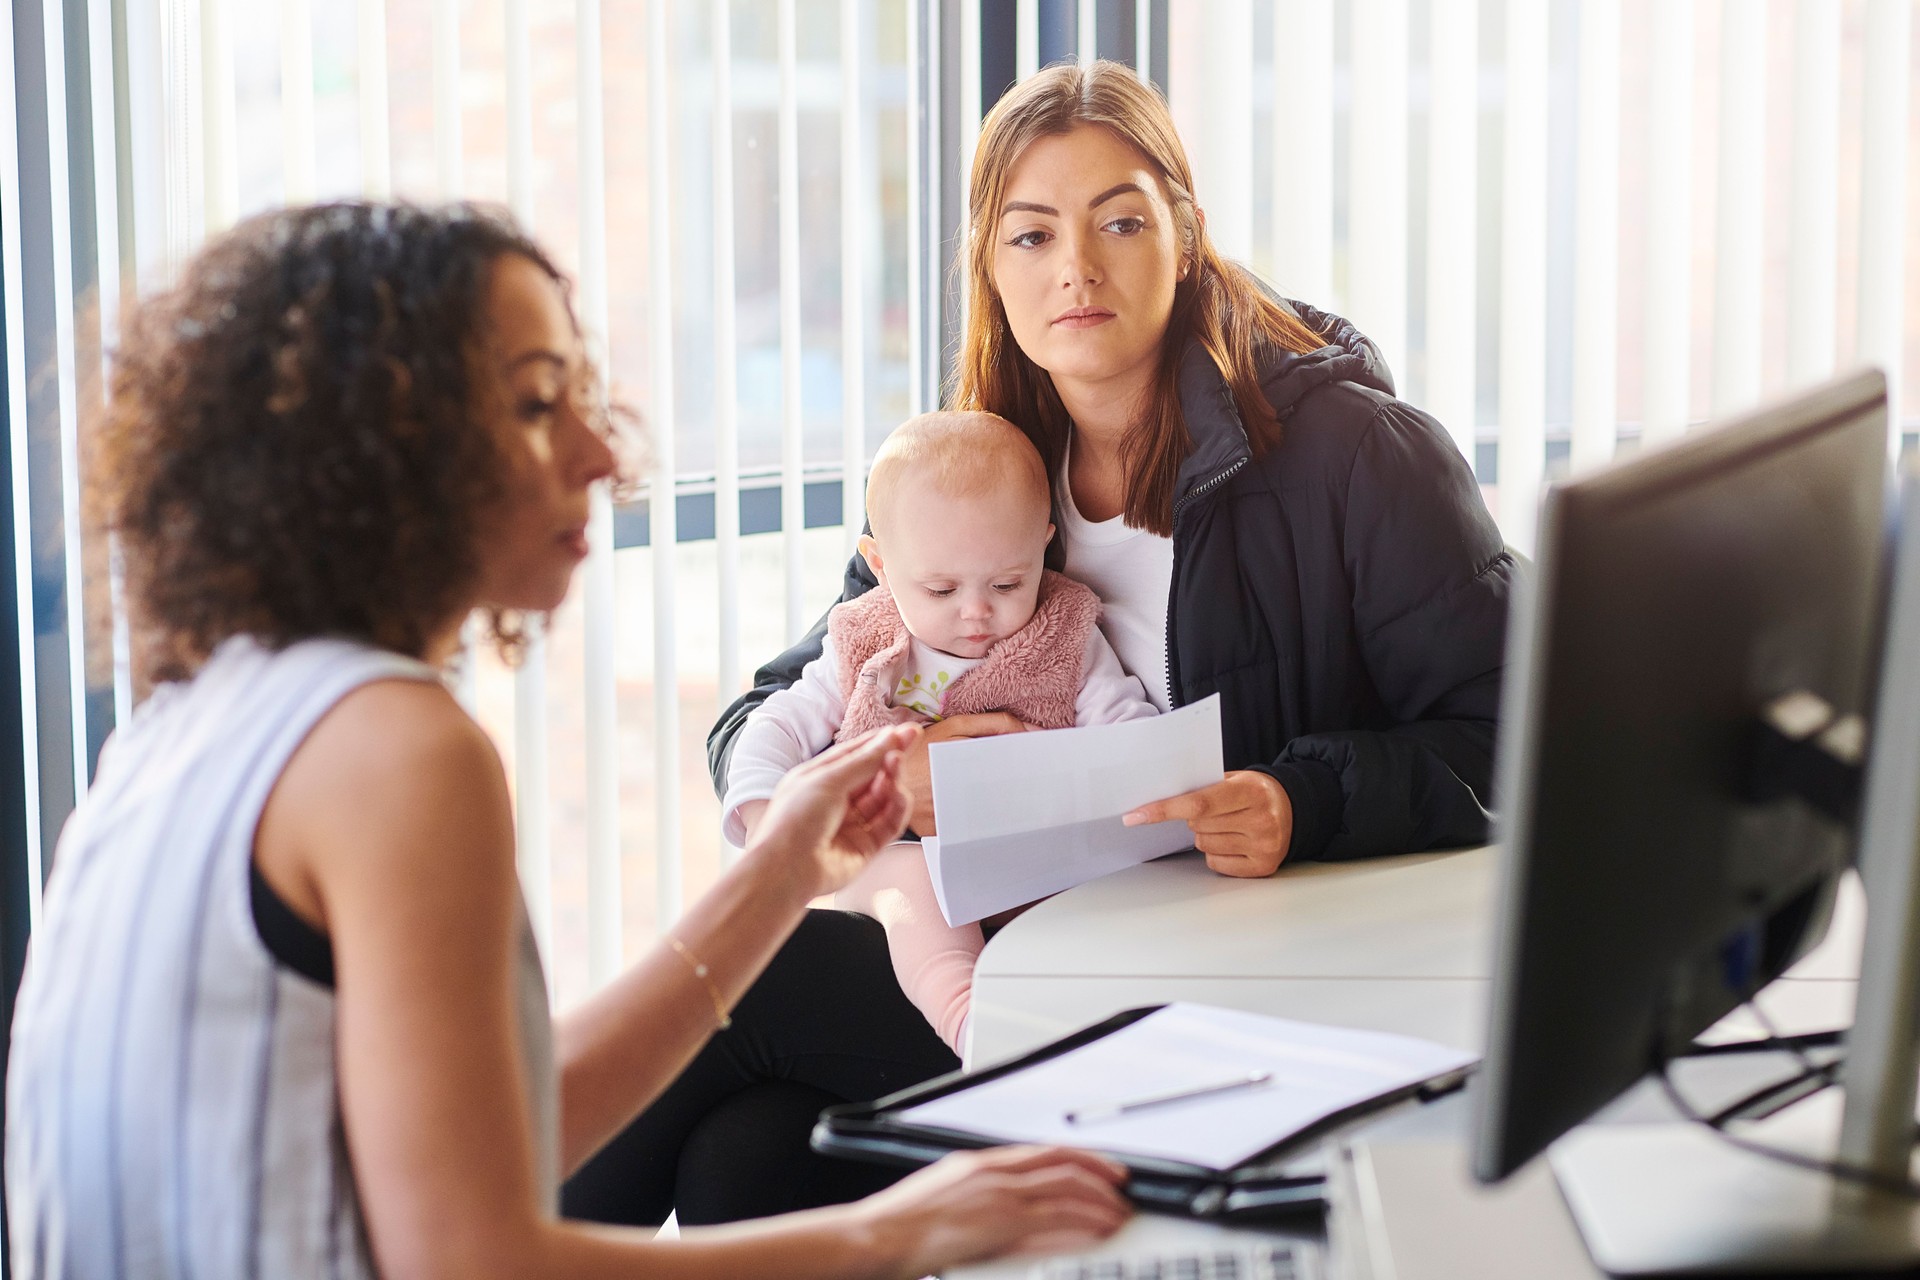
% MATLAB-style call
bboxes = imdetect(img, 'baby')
[722,411,1157,1053]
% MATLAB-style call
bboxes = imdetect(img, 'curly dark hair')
[93,201,617,684]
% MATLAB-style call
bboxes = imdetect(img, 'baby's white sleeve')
[1074,626,1160,726]
[721,637,848,846]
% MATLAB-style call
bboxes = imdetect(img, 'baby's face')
[866,478,1053,661]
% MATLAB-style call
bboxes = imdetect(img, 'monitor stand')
[1551,1105,1920,1276]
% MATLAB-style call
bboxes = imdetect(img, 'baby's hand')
[900,713,1031,835]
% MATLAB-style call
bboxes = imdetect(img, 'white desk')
[951,847,1863,1278]
[966,847,1498,1071]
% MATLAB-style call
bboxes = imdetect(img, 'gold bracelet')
[666,935,733,1031]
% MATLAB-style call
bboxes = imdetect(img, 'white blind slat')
[1497,0,1548,554]
[87,0,123,371]
[777,0,805,642]
[35,0,89,822]
[159,0,198,269]
[585,496,621,977]
[1641,0,1693,444]
[1570,0,1620,475]
[1271,5,1332,310]
[1786,0,1839,388]
[642,0,680,939]
[1425,0,1477,463]
[0,0,45,916]
[840,0,866,549]
[713,0,742,716]
[1016,0,1038,82]
[1177,0,1251,263]
[87,0,134,727]
[585,0,629,974]
[505,0,533,223]
[357,0,390,198]
[1348,0,1409,382]
[201,0,236,230]
[1135,0,1151,84]
[1858,0,1911,444]
[281,0,315,203]
[433,0,462,198]
[1710,0,1766,417]
[905,0,922,415]
[961,0,981,222]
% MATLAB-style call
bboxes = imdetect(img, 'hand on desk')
[1123,771,1294,878]
[850,1144,1131,1275]
[898,713,1033,836]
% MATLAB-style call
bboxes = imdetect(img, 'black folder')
[809,1005,1473,1224]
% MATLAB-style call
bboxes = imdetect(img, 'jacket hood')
[1173,294,1396,503]
[1266,298,1396,411]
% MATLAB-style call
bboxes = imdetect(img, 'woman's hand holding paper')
[1123,771,1295,878]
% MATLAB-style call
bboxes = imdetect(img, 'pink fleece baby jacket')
[827,569,1101,742]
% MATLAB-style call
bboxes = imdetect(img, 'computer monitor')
[1473,369,1917,1273]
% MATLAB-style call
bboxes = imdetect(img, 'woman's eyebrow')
[1088,181,1146,208]
[507,349,569,371]
[1000,183,1146,220]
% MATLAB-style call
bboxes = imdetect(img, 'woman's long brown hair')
[954,61,1325,536]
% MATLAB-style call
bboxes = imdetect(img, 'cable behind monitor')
[1655,1020,1920,1202]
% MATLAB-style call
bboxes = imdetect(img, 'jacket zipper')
[1163,457,1248,711]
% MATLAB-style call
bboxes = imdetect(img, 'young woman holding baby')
[567,59,1513,1229]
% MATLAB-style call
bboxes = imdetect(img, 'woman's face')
[471,254,616,614]
[990,123,1185,396]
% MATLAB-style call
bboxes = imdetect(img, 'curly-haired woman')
[3,202,1127,1279]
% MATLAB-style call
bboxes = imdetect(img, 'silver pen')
[1063,1070,1274,1125]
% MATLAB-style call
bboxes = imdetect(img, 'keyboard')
[1033,1240,1322,1280]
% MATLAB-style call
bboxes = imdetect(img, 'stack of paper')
[920,695,1224,926]
[897,1003,1478,1170]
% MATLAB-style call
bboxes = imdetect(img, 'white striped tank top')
[5,637,559,1278]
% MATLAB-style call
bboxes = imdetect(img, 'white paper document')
[896,1003,1478,1170]
[919,695,1224,926]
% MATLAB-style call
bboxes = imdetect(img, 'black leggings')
[561,909,962,1227]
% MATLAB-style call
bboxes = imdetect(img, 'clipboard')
[810,1006,1475,1224]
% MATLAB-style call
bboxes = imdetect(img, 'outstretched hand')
[748,724,920,898]
[1123,770,1294,878]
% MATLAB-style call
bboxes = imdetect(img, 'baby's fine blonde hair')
[864,411,1051,541]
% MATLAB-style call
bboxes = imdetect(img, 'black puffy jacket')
[707,300,1515,863]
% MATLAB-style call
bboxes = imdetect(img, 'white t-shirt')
[1057,446,1176,713]
[878,636,986,718]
